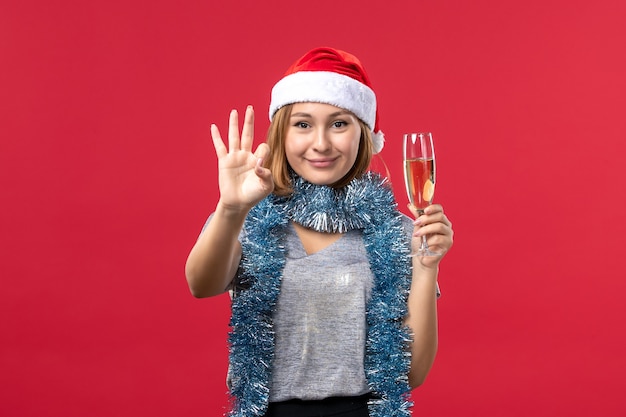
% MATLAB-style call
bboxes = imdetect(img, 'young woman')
[185,47,453,417]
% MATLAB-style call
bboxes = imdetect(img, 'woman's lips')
[307,157,337,168]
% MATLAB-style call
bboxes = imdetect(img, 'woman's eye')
[294,121,310,128]
[332,121,347,128]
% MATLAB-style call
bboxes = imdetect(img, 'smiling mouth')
[307,158,337,168]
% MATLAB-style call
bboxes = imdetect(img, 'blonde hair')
[264,104,373,196]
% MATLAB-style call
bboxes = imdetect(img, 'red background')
[2,1,625,416]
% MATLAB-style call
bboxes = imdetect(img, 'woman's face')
[284,102,362,186]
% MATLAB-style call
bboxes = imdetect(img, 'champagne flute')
[403,132,440,256]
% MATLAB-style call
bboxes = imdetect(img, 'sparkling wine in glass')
[403,132,440,256]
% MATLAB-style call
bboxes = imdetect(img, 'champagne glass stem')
[411,209,432,257]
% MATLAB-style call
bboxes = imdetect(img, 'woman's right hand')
[211,106,274,211]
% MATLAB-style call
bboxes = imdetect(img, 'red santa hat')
[269,47,385,154]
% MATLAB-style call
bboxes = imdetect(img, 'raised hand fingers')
[253,142,270,162]
[228,109,241,153]
[240,106,255,152]
[210,124,228,158]
[212,106,256,159]
[221,106,254,153]
[253,142,271,176]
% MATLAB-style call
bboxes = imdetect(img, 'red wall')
[2,1,625,416]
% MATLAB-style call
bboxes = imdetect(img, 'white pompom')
[372,131,385,154]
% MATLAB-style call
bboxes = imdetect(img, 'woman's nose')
[313,129,331,151]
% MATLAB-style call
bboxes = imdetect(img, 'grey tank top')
[265,224,373,401]
[216,215,436,401]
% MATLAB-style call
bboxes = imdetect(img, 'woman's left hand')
[408,204,454,268]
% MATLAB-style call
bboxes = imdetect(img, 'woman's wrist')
[412,260,439,279]
[215,200,252,221]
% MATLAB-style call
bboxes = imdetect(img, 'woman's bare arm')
[185,106,273,298]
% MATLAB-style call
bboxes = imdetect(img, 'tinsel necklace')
[228,172,414,417]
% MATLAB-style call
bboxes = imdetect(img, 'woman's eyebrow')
[290,110,351,118]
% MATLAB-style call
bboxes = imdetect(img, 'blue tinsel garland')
[228,173,413,417]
